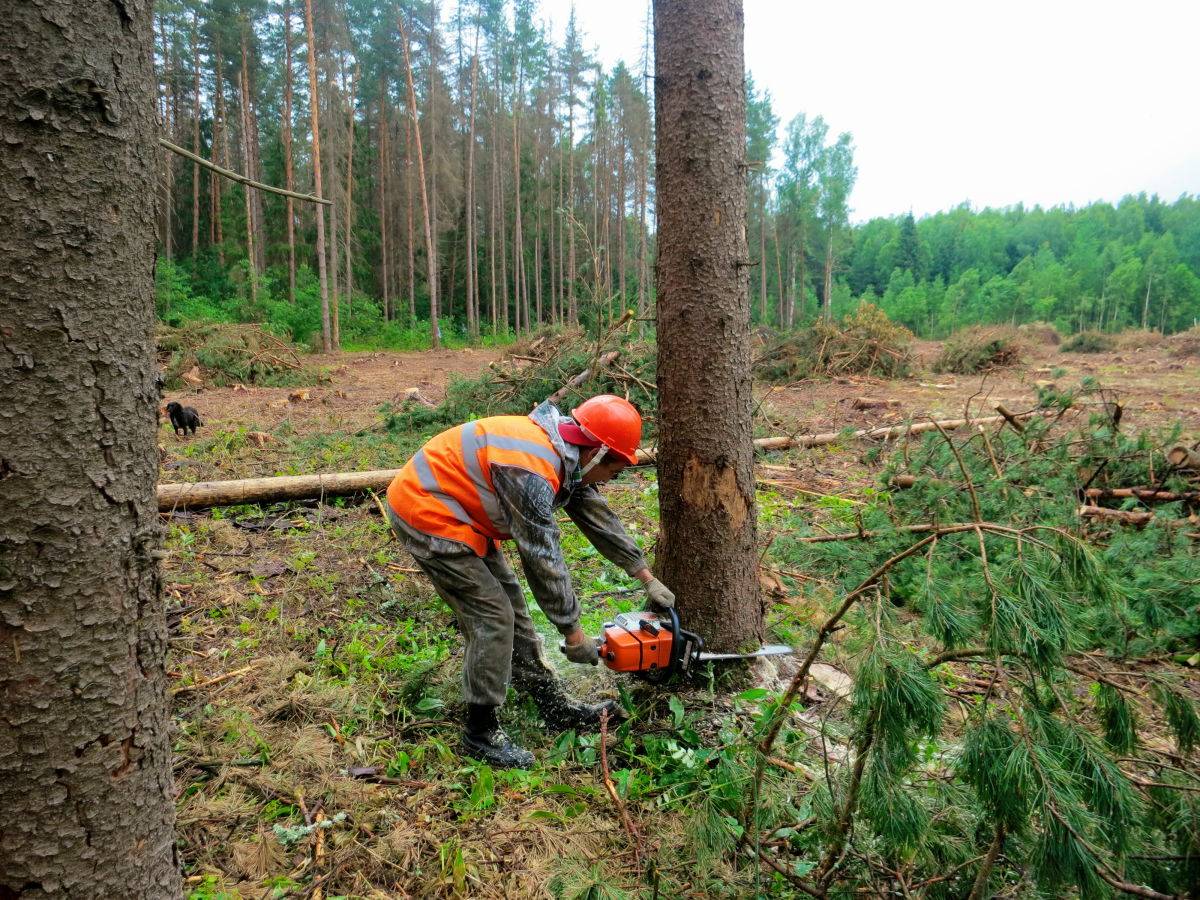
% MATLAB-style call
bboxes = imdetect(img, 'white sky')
[536,0,1200,222]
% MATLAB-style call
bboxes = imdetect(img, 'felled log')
[158,469,400,512]
[1078,505,1154,527]
[1083,487,1200,503]
[852,397,901,410]
[401,387,436,408]
[1167,445,1200,470]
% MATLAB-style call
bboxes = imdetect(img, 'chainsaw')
[599,607,793,684]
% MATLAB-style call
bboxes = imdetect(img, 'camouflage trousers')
[388,511,557,706]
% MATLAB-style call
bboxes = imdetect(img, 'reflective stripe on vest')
[387,415,563,556]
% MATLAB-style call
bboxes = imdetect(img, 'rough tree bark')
[653,0,761,651]
[0,1,181,894]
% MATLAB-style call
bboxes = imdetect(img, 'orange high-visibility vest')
[387,415,564,556]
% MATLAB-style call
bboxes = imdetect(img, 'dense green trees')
[155,1,1200,345]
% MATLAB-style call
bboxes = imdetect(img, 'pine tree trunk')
[158,13,174,258]
[303,0,332,352]
[399,14,439,348]
[326,55,340,349]
[465,36,479,339]
[617,120,626,308]
[653,0,761,652]
[427,1,439,344]
[567,82,577,324]
[378,84,390,320]
[823,227,834,321]
[760,177,768,324]
[237,61,257,305]
[405,109,415,319]
[0,2,180,891]
[344,63,357,319]
[191,10,202,257]
[214,43,227,267]
[282,1,297,303]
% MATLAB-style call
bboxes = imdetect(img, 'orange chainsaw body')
[600,611,675,674]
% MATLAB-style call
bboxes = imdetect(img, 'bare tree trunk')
[213,43,227,267]
[489,85,499,334]
[303,0,332,351]
[567,80,577,324]
[427,1,439,344]
[637,141,648,328]
[465,34,479,339]
[773,215,786,327]
[617,118,626,308]
[191,10,202,258]
[759,177,767,324]
[237,59,257,305]
[511,66,525,336]
[158,12,174,258]
[344,62,358,320]
[326,54,340,349]
[405,108,415,319]
[378,82,390,320]
[282,1,297,302]
[0,2,180,891]
[1141,270,1153,330]
[823,227,834,321]
[399,14,439,348]
[653,0,761,651]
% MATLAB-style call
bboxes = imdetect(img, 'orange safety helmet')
[572,395,643,464]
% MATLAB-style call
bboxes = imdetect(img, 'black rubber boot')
[461,704,534,769]
[515,674,618,733]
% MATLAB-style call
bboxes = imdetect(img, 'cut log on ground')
[159,470,400,511]
[1078,506,1155,527]
[851,397,900,410]
[1083,487,1200,503]
[1166,445,1200,470]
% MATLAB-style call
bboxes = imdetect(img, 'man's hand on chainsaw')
[560,627,599,666]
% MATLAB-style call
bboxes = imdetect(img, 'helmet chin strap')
[579,445,610,478]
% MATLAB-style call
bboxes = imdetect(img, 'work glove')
[644,578,676,609]
[560,635,600,666]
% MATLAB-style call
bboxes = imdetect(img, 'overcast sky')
[534,0,1199,222]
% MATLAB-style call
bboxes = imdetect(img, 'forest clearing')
[3,0,1199,897]
[153,328,1200,898]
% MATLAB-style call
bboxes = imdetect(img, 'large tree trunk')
[653,0,761,652]
[303,0,332,352]
[426,2,440,346]
[0,1,180,893]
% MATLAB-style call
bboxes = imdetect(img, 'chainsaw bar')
[696,644,794,662]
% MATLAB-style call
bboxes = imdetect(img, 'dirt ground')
[162,340,1199,473]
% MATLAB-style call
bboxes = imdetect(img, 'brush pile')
[1168,325,1200,358]
[386,316,655,433]
[933,325,1025,373]
[158,322,315,389]
[754,304,914,381]
[1060,330,1116,353]
[1018,321,1062,345]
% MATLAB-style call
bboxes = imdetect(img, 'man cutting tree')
[385,394,675,768]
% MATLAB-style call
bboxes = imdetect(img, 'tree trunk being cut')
[653,0,761,652]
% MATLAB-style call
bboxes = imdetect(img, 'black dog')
[166,401,203,436]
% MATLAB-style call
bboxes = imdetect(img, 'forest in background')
[154,0,1200,349]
